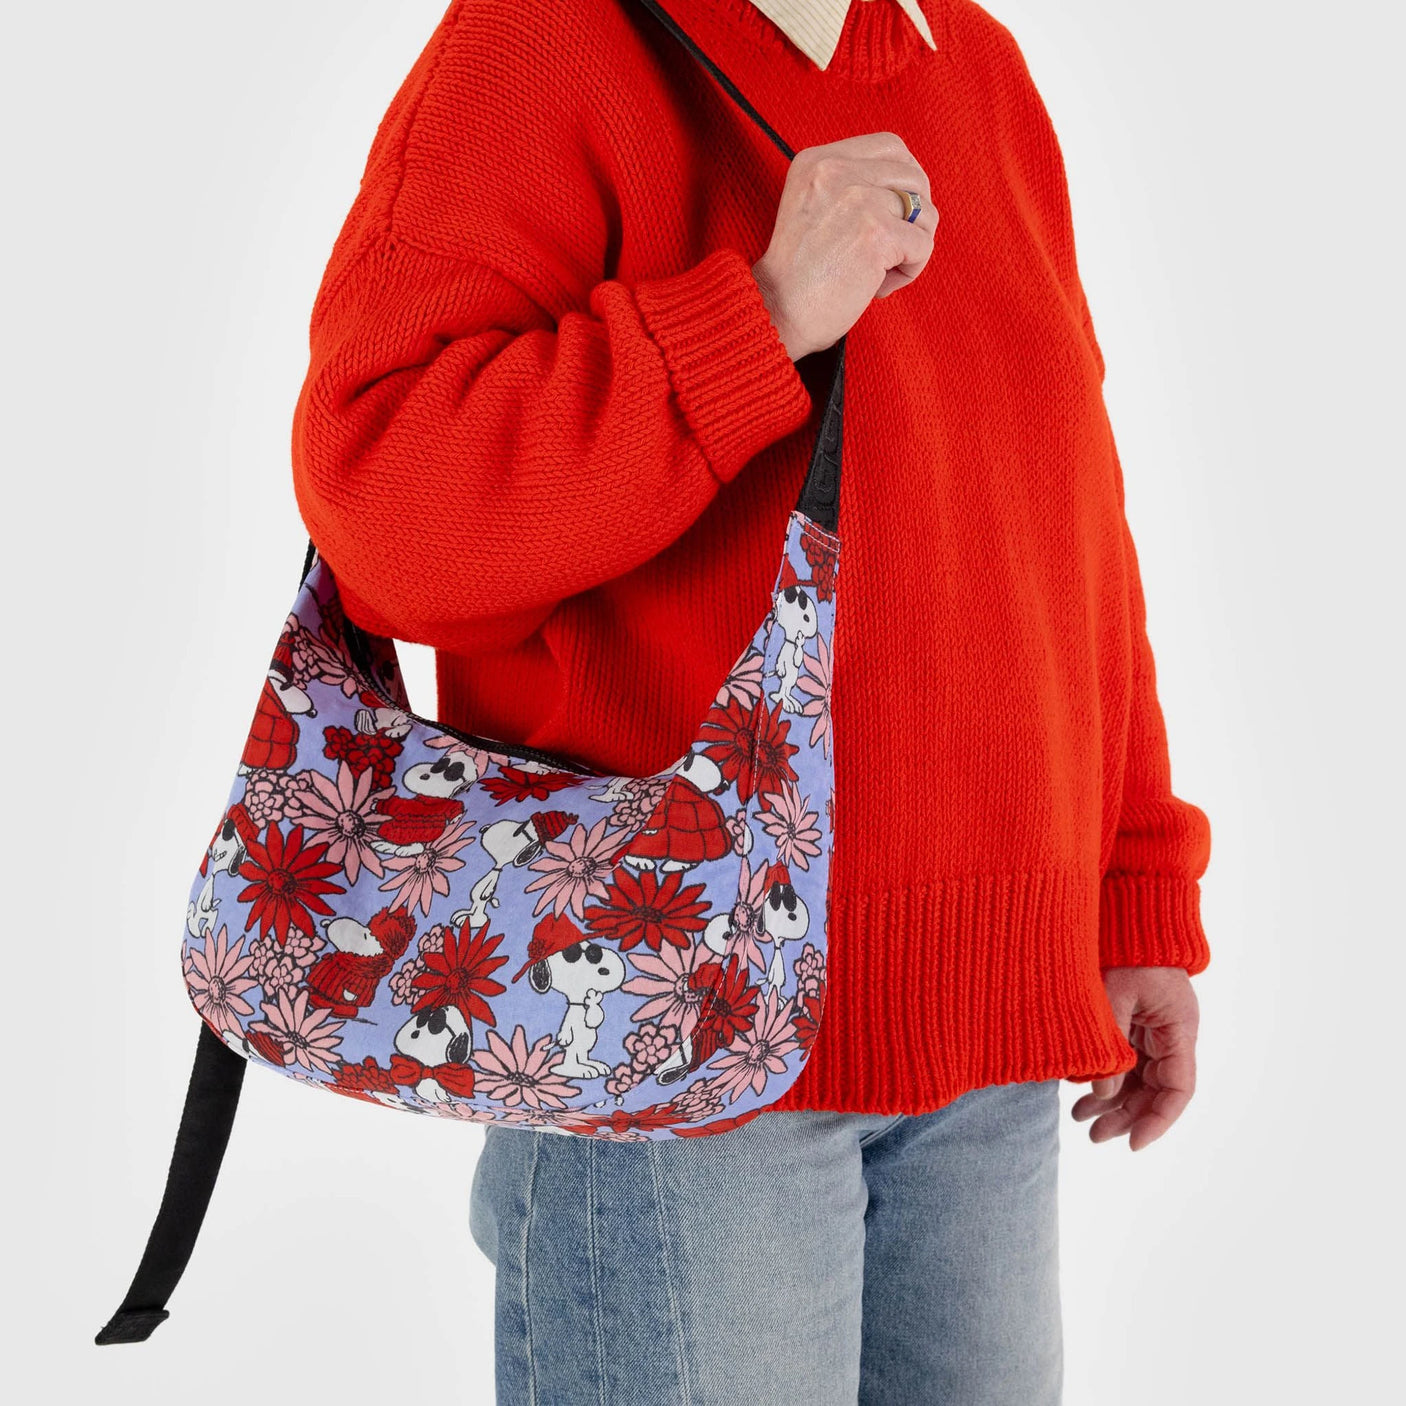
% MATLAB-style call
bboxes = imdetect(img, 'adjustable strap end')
[95,1307,171,1346]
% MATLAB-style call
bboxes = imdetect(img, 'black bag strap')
[631,0,844,532]
[97,0,841,1345]
[95,1023,246,1343]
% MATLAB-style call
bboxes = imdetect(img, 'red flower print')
[800,523,839,601]
[237,823,345,943]
[479,765,586,805]
[581,867,708,952]
[331,1057,400,1103]
[411,922,509,1028]
[688,955,759,1069]
[672,1106,766,1138]
[322,724,404,791]
[750,701,800,803]
[792,990,824,1054]
[699,696,798,805]
[558,1103,684,1137]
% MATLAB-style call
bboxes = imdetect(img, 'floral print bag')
[96,0,844,1345]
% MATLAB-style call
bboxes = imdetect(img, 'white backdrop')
[3,2,1400,1401]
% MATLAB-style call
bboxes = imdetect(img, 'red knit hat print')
[530,810,578,843]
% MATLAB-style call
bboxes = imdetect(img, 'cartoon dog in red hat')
[307,907,417,1017]
[450,810,578,933]
[187,802,261,938]
[241,636,316,774]
[511,913,625,1078]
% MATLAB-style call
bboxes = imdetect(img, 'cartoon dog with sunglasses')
[510,913,626,1078]
[368,746,480,857]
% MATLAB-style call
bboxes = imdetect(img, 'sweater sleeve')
[992,21,1213,973]
[1080,302,1214,974]
[289,2,812,655]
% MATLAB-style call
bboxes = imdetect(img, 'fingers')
[1089,1072,1126,1100]
[1127,1023,1197,1150]
[1071,1029,1198,1151]
[1128,1082,1194,1152]
[1071,1069,1138,1126]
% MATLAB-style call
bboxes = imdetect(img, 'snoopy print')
[768,559,819,714]
[186,804,259,938]
[369,746,480,857]
[389,1006,478,1102]
[449,810,578,932]
[762,862,810,991]
[510,912,625,1078]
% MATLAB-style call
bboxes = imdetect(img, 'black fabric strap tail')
[94,1024,246,1344]
[98,0,840,1345]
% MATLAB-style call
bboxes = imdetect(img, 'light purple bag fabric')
[185,501,840,1138]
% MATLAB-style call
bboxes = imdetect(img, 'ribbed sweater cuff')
[634,246,813,483]
[1098,874,1211,974]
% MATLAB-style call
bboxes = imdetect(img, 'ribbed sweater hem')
[769,866,1137,1115]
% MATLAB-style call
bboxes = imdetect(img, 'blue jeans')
[468,1079,1062,1404]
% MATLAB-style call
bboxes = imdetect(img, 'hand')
[1072,966,1200,1151]
[751,131,939,361]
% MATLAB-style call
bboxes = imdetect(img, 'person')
[290,0,1212,1400]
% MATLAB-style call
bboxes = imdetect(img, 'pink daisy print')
[426,1101,496,1125]
[249,989,345,1074]
[378,818,476,916]
[473,1026,581,1110]
[726,857,771,975]
[494,1105,575,1130]
[757,781,823,870]
[622,940,712,1035]
[185,925,257,1036]
[297,760,392,884]
[709,986,800,1104]
[524,815,625,919]
[795,632,833,759]
[716,648,764,710]
[723,808,754,856]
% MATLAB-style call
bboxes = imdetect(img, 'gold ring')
[898,189,922,223]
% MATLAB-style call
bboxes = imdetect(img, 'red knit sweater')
[291,0,1212,1115]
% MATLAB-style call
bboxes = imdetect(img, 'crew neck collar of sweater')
[723,0,942,79]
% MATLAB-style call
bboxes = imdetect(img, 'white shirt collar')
[742,0,936,70]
